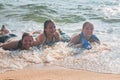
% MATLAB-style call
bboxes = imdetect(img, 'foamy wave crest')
[52,43,120,74]
[42,42,73,62]
[0,42,120,74]
[0,48,43,73]
[0,42,71,73]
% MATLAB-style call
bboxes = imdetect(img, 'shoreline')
[0,65,120,80]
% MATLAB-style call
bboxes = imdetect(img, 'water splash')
[0,42,120,74]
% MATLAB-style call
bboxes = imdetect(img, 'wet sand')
[0,65,120,80]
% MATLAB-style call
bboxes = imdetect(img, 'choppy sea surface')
[0,0,120,74]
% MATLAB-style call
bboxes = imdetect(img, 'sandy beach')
[0,65,120,80]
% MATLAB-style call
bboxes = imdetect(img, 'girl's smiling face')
[22,36,34,49]
[82,22,94,39]
[45,22,56,35]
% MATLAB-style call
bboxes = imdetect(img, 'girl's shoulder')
[36,33,46,43]
[34,33,46,46]
[70,33,81,43]
[37,33,45,39]
[71,33,80,39]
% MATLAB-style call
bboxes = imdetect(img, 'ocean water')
[0,0,120,74]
